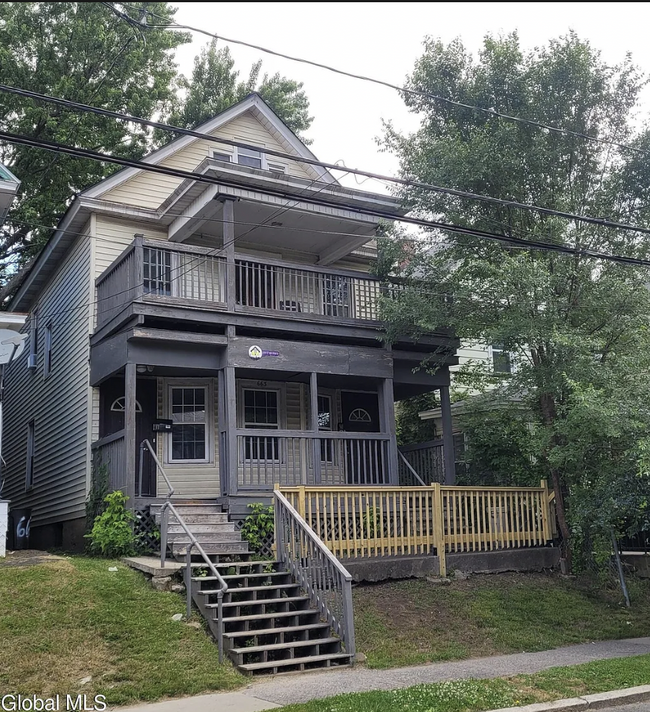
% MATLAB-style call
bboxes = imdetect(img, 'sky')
[171,2,650,192]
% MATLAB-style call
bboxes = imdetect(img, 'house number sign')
[248,345,280,360]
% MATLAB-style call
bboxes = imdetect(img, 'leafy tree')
[396,392,439,446]
[456,399,543,487]
[0,2,190,274]
[168,42,313,141]
[381,32,650,569]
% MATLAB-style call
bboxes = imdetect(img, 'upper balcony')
[96,237,388,334]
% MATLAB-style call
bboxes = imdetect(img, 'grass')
[277,654,650,711]
[354,572,650,668]
[0,556,244,705]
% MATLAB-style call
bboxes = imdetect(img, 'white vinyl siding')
[101,111,313,208]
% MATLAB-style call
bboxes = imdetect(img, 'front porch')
[91,363,457,512]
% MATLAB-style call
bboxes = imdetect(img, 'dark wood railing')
[91,430,126,492]
[236,429,391,489]
[95,238,384,328]
[398,439,445,485]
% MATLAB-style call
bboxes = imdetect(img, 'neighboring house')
[0,162,25,556]
[0,161,20,221]
[3,94,460,549]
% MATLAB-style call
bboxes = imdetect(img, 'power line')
[2,128,649,270]
[123,3,650,159]
[2,83,650,237]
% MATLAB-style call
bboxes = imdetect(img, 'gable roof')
[84,92,336,201]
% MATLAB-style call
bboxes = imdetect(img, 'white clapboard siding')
[102,112,313,209]
[3,234,92,527]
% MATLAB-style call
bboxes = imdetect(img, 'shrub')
[85,491,138,558]
[85,455,109,535]
[240,503,274,557]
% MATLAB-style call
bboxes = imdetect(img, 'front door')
[340,391,383,484]
[135,380,158,497]
[100,377,158,497]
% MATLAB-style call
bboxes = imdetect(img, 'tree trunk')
[551,467,572,572]
[539,391,572,572]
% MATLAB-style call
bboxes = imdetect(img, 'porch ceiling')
[165,185,378,264]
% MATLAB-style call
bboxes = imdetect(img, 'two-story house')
[2,94,459,550]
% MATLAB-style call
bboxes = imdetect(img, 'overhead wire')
[2,128,650,272]
[2,84,650,238]
[121,3,650,159]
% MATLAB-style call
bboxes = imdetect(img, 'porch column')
[379,378,399,485]
[439,385,456,485]
[309,372,321,484]
[223,198,236,312]
[217,369,227,497]
[124,362,137,504]
[225,366,238,496]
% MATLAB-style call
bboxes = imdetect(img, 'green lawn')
[0,556,243,706]
[278,654,650,712]
[354,572,650,668]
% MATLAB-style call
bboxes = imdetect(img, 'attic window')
[237,147,262,169]
[267,161,286,175]
[212,151,232,162]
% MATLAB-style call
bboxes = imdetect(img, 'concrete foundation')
[447,547,560,574]
[343,547,560,582]
[344,555,441,583]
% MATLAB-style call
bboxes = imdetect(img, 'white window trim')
[164,380,213,465]
[44,323,53,377]
[488,344,516,374]
[211,149,233,163]
[25,420,35,490]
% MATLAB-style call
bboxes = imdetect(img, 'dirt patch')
[0,549,68,568]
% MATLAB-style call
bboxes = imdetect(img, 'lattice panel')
[234,518,276,559]
[134,506,160,554]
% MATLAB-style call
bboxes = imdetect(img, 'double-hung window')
[237,146,263,169]
[143,247,172,296]
[243,389,279,461]
[169,386,208,463]
[491,344,513,374]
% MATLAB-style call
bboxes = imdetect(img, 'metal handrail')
[139,439,228,663]
[274,489,355,656]
[398,450,426,486]
[139,439,175,498]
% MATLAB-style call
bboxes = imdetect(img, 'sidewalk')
[115,636,650,711]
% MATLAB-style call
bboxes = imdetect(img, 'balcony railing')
[236,429,391,489]
[95,238,384,329]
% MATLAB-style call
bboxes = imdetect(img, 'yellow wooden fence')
[278,482,555,577]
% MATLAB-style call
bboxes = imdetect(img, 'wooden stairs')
[152,501,353,675]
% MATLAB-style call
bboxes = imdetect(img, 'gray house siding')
[4,230,92,531]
